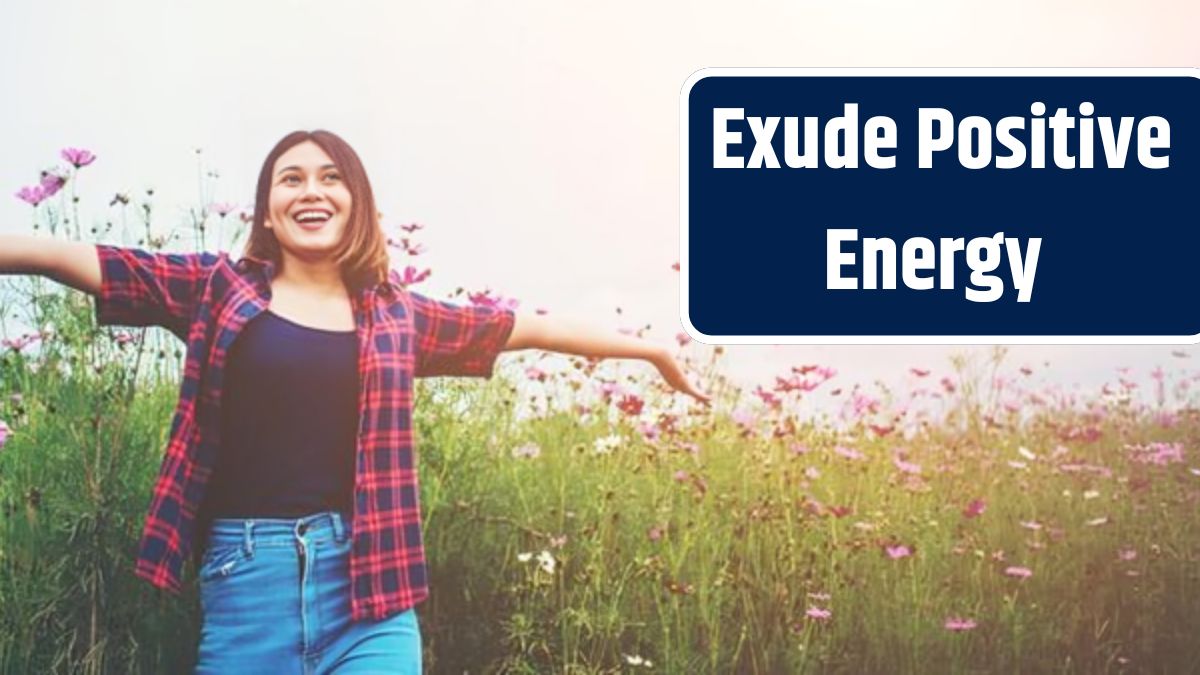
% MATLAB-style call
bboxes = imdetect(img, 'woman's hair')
[244,130,390,292]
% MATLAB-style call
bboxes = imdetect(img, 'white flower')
[623,653,654,668]
[1018,446,1037,461]
[536,550,556,574]
[1007,460,1028,470]
[592,434,623,455]
[1083,490,1100,500]
[517,552,533,563]
[1086,516,1110,527]
[511,442,541,459]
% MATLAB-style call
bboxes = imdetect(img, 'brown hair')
[243,130,390,292]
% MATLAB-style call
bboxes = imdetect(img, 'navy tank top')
[204,310,359,518]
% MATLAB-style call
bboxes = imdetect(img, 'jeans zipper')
[296,529,310,655]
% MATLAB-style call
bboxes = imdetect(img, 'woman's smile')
[291,208,334,231]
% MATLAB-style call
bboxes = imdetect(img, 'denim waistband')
[207,511,352,552]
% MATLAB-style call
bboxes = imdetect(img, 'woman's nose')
[300,178,324,198]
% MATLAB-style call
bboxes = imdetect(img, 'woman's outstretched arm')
[0,234,101,294]
[504,313,710,403]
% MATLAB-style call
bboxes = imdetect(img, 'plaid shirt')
[93,245,514,620]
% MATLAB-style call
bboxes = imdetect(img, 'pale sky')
[3,1,1198,411]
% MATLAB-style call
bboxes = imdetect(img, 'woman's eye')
[324,173,341,181]
[283,175,300,184]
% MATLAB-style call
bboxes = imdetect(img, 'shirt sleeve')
[93,245,218,341]
[407,290,516,378]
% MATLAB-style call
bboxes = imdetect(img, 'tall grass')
[1,149,1197,673]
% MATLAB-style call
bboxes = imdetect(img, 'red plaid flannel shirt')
[93,245,514,620]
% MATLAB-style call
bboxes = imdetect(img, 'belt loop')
[243,520,256,558]
[331,512,346,544]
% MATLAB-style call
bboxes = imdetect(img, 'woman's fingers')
[654,354,711,404]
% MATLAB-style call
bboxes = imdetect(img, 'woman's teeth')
[293,212,332,229]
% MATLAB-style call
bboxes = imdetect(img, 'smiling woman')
[0,128,708,673]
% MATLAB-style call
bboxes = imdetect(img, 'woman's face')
[265,140,352,264]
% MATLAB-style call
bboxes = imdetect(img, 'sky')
[2,1,1197,412]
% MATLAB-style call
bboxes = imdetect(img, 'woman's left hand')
[652,349,711,405]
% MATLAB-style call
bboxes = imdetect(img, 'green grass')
[0,292,1197,674]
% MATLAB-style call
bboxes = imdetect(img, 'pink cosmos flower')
[398,238,426,256]
[672,470,690,483]
[398,266,431,286]
[944,617,978,632]
[39,171,67,197]
[61,147,96,168]
[753,386,781,410]
[962,498,987,519]
[597,381,624,402]
[790,442,811,456]
[675,332,690,347]
[2,334,41,352]
[805,607,832,622]
[1126,441,1185,466]
[637,421,659,442]
[209,202,237,217]
[1004,566,1033,579]
[774,375,815,393]
[834,445,864,461]
[845,392,880,419]
[16,185,48,206]
[0,420,10,449]
[616,394,644,417]
[468,290,519,312]
[1117,548,1137,561]
[892,455,922,475]
[731,409,757,427]
[885,545,912,560]
[647,525,665,542]
[869,423,895,438]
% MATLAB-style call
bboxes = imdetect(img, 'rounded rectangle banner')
[680,68,1200,344]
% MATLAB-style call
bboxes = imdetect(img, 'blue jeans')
[195,511,422,674]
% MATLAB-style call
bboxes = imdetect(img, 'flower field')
[0,149,1196,673]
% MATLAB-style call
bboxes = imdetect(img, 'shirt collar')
[236,254,403,299]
